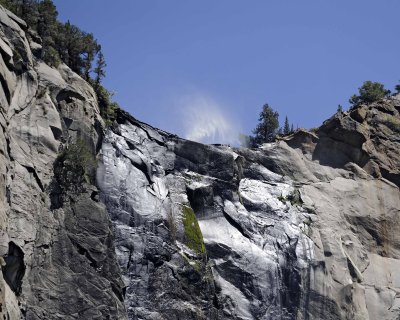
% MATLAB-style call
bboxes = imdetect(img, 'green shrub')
[349,81,390,105]
[55,139,97,191]
[91,82,119,126]
[182,206,206,254]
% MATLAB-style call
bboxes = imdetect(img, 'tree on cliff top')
[94,50,106,87]
[349,81,390,105]
[283,116,290,135]
[0,0,118,124]
[252,104,279,145]
[1,0,102,81]
[395,81,400,93]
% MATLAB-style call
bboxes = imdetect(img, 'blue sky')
[54,0,400,144]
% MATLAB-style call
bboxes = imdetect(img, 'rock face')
[2,4,400,320]
[0,5,125,319]
[97,102,400,319]
[97,110,314,319]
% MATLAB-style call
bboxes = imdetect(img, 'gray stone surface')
[2,4,400,319]
[97,113,221,319]
[97,105,400,319]
[0,6,125,319]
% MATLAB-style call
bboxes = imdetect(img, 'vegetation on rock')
[282,115,294,136]
[395,82,400,93]
[50,139,97,209]
[182,205,206,254]
[283,116,291,135]
[0,0,99,74]
[349,81,390,105]
[90,81,118,126]
[251,104,280,146]
[0,0,119,124]
[55,139,97,190]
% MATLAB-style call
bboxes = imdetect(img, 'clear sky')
[54,0,400,144]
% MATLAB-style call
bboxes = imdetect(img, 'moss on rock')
[182,206,206,254]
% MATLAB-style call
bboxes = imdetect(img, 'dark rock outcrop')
[2,242,25,295]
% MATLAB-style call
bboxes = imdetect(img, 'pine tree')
[252,104,279,145]
[337,104,343,113]
[58,21,100,77]
[1,0,102,78]
[94,50,106,86]
[0,0,13,10]
[37,0,59,66]
[349,81,390,105]
[290,124,294,133]
[81,33,100,80]
[283,116,290,135]
[0,0,117,123]
[1,0,19,14]
[395,82,400,93]
[20,0,39,28]
[61,21,81,71]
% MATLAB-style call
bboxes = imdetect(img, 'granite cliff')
[1,5,400,319]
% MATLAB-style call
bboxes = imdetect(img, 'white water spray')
[178,93,240,145]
